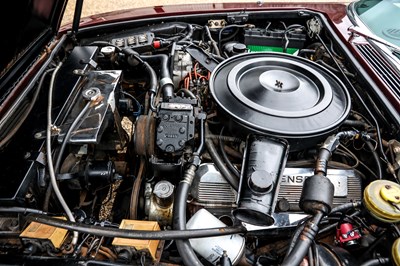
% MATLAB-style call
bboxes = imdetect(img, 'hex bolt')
[156,139,163,146]
[162,114,169,121]
[166,145,174,152]
[385,185,392,190]
[179,127,186,134]
[157,126,164,133]
[175,115,183,122]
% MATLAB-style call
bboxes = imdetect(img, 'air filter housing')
[210,52,351,150]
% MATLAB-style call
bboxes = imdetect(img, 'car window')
[355,0,400,47]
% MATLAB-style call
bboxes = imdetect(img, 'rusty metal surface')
[133,115,156,156]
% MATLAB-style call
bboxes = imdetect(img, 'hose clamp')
[160,77,174,88]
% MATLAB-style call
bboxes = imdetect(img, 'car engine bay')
[1,8,400,266]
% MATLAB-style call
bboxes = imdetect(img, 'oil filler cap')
[364,180,400,223]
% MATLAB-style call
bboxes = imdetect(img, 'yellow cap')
[392,238,400,266]
[364,180,400,223]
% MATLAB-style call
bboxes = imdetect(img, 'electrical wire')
[121,91,142,117]
[316,35,389,169]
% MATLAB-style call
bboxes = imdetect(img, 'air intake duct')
[233,135,289,226]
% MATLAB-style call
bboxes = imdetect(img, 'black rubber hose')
[173,118,206,266]
[364,139,383,179]
[140,54,169,79]
[166,23,195,42]
[26,213,245,240]
[196,117,205,155]
[43,101,91,212]
[205,124,239,190]
[281,212,324,266]
[319,210,361,235]
[179,24,194,43]
[360,258,390,266]
[173,166,204,266]
[121,48,159,111]
[54,101,91,174]
[329,201,362,214]
[142,62,158,112]
[0,207,47,214]
[343,119,370,129]
[151,22,188,34]
[315,131,358,176]
[141,54,174,100]
[285,219,308,256]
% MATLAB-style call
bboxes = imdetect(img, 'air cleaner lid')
[210,53,351,138]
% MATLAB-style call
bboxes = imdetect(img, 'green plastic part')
[247,45,298,54]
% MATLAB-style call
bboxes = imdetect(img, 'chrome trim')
[347,1,400,70]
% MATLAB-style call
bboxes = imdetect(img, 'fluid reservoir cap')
[154,180,174,208]
[380,184,400,203]
[364,180,400,223]
[233,43,247,54]
[392,238,400,266]
[248,170,273,193]
[100,46,115,56]
[154,180,174,199]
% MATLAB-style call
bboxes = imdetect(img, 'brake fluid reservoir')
[364,180,400,223]
[392,238,400,266]
[186,208,245,265]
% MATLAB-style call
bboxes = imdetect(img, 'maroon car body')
[0,1,399,265]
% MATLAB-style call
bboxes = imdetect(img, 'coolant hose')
[143,62,158,112]
[205,124,239,190]
[122,49,158,112]
[140,54,174,101]
[173,165,204,266]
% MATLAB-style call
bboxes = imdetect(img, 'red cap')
[153,40,161,49]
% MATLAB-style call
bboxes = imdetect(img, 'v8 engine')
[0,9,400,266]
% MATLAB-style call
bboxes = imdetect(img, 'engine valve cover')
[277,168,362,212]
